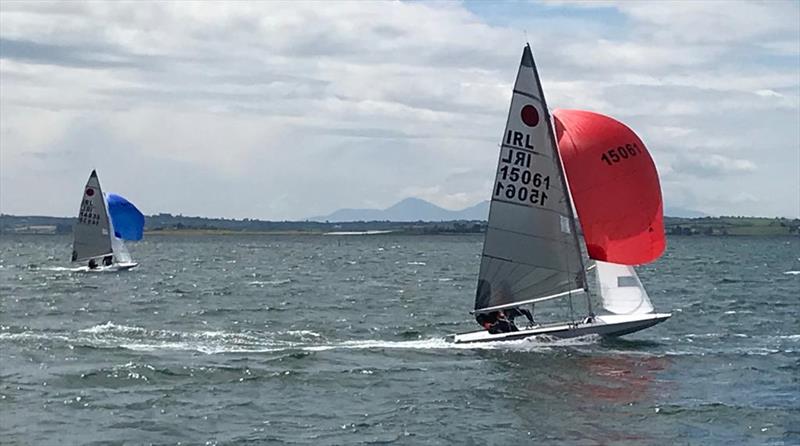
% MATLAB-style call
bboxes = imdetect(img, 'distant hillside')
[313,198,706,222]
[311,198,489,222]
[664,216,799,236]
[664,207,707,218]
[2,213,796,236]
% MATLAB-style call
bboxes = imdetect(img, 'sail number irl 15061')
[600,143,643,166]
[494,147,551,206]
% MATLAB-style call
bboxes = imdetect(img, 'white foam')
[247,279,291,286]
[80,322,144,334]
[302,334,600,352]
[407,261,426,266]
[283,330,322,338]
[783,271,800,275]
[0,332,71,342]
[324,230,394,236]
[774,334,800,340]
[5,322,603,355]
[117,342,282,354]
[99,334,602,354]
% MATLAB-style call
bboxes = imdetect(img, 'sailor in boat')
[88,259,98,270]
[506,306,536,328]
[102,255,113,267]
[476,311,519,334]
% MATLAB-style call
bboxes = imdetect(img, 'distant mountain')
[311,198,490,222]
[313,199,707,222]
[664,207,708,218]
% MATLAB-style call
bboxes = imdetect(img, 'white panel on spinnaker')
[596,261,654,315]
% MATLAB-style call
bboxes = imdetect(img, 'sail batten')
[474,289,587,314]
[474,45,585,312]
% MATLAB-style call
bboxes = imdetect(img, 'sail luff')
[476,49,531,280]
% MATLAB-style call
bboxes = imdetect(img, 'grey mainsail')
[71,170,113,263]
[474,45,586,313]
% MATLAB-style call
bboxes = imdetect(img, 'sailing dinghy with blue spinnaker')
[71,170,143,272]
[452,45,670,344]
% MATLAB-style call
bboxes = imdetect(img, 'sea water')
[1,234,797,445]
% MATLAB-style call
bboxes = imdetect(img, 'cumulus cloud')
[1,0,798,218]
[672,154,757,178]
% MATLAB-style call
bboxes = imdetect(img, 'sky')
[1,0,798,219]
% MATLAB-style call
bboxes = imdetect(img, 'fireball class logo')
[505,104,539,151]
[520,104,540,127]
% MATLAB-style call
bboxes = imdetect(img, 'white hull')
[72,262,138,273]
[452,313,671,344]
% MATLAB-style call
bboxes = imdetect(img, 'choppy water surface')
[1,234,798,445]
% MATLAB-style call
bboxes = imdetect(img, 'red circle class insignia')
[86,188,94,196]
[521,104,539,127]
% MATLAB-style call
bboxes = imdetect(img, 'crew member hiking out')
[475,311,519,334]
[506,306,535,327]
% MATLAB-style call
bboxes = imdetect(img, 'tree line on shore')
[2,214,798,236]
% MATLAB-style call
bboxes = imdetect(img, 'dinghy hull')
[73,262,139,273]
[452,313,671,344]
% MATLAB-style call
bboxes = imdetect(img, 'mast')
[526,43,590,318]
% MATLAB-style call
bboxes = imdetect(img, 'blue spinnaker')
[107,193,145,241]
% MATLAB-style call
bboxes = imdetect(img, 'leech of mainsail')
[474,44,587,314]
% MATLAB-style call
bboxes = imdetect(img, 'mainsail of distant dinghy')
[71,171,140,271]
[452,45,670,344]
[72,170,113,263]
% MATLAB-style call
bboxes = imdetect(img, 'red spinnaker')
[554,109,665,265]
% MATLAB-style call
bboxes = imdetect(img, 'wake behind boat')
[452,44,670,344]
[453,313,672,344]
[71,170,144,272]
